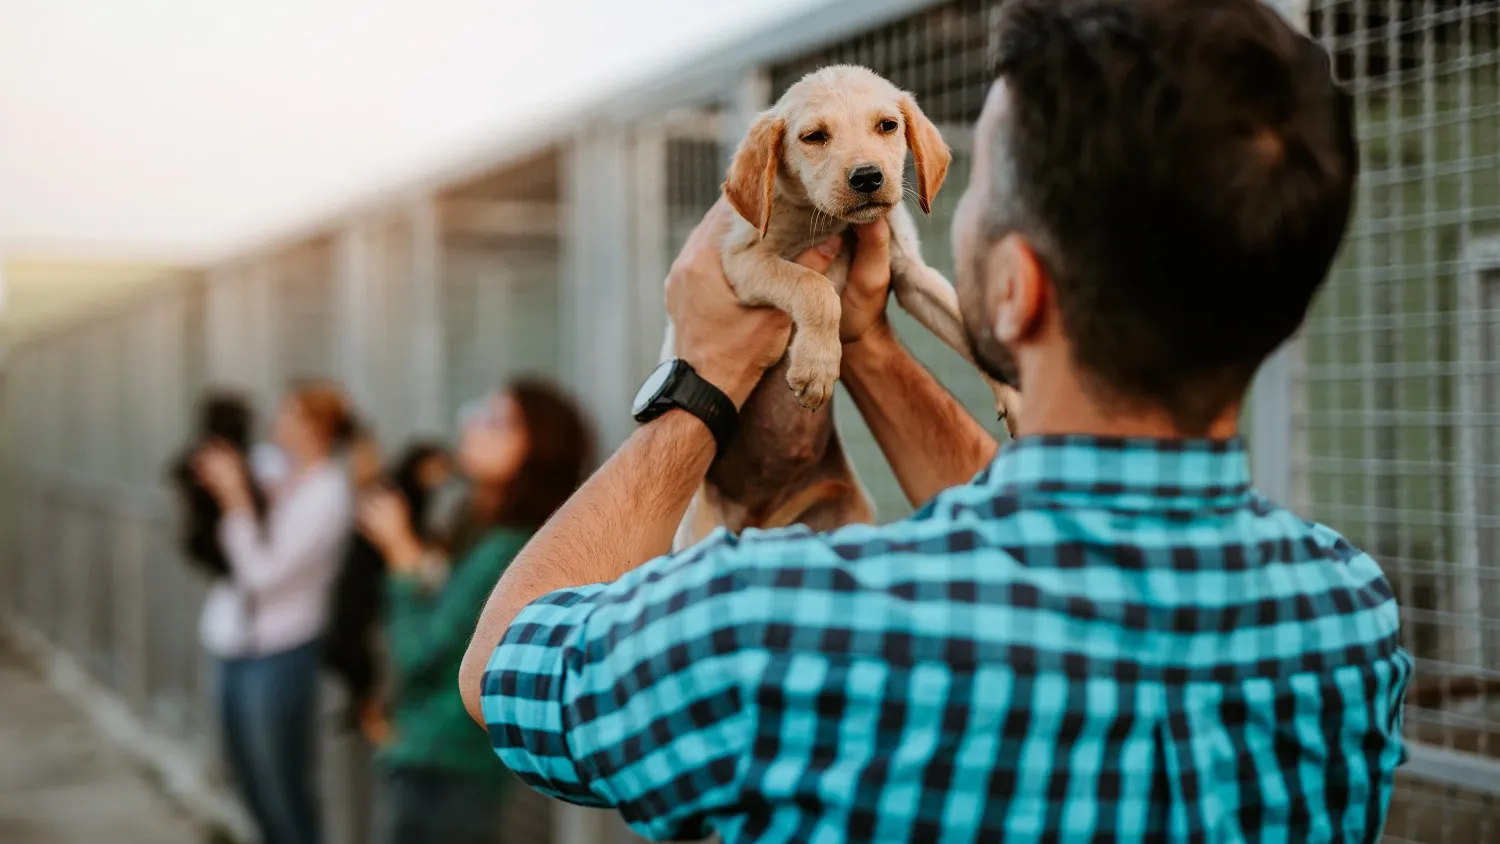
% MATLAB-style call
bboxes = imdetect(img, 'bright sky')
[0,0,830,264]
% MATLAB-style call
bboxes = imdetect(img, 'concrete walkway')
[0,642,202,844]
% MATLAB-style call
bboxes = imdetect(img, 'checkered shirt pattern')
[481,436,1412,843]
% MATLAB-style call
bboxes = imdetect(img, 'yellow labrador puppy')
[667,65,1021,548]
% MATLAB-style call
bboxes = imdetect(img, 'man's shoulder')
[1249,493,1392,582]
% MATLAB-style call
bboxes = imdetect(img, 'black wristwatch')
[632,359,738,456]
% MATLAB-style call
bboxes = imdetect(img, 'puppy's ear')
[723,114,785,239]
[900,95,951,214]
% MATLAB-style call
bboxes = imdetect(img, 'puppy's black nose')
[848,165,884,194]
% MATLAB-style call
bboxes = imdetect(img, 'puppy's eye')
[879,119,899,133]
[800,130,828,144]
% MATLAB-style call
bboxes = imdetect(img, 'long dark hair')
[492,379,594,530]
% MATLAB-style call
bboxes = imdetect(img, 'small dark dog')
[167,392,268,579]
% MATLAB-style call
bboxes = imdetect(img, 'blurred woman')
[195,380,357,844]
[168,391,268,580]
[358,379,593,844]
[325,441,453,741]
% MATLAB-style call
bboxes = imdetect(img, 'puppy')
[665,66,1021,549]
[167,393,269,577]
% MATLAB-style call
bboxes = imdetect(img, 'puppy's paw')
[786,344,841,411]
[994,383,1023,437]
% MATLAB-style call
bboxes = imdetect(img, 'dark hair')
[984,0,1356,433]
[493,379,594,530]
[198,392,254,451]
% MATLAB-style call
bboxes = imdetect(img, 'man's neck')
[1013,361,1240,441]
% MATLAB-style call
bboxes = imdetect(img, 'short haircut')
[986,0,1357,433]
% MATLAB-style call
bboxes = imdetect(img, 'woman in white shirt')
[195,381,356,844]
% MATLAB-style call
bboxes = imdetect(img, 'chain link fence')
[2,1,1497,842]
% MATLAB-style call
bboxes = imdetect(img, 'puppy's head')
[724,65,951,238]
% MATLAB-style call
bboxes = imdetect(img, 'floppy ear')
[900,95,951,214]
[722,114,785,239]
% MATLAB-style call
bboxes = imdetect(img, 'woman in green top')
[358,379,593,844]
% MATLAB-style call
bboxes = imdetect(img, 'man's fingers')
[850,221,892,285]
[792,235,844,274]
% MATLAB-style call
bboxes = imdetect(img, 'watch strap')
[670,366,738,457]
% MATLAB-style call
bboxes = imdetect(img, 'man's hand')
[666,199,844,407]
[839,220,895,347]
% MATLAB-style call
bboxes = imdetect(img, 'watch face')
[632,360,679,417]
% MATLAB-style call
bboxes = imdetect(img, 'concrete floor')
[0,643,201,844]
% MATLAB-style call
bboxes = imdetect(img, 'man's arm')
[459,201,842,722]
[460,411,715,722]
[842,324,999,508]
[838,222,999,507]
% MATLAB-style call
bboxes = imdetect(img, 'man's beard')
[959,256,1022,389]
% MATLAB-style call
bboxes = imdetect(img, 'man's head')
[953,0,1356,435]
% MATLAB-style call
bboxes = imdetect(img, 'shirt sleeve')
[219,472,350,599]
[479,530,770,841]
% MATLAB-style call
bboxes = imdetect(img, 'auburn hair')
[286,380,357,449]
[492,379,594,530]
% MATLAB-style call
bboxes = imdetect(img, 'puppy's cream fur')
[665,65,1021,548]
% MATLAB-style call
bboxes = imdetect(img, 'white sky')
[0,0,830,264]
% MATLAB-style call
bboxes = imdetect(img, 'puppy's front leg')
[723,245,841,410]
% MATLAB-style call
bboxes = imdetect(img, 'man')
[461,0,1411,840]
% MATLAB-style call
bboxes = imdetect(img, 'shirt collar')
[982,435,1255,511]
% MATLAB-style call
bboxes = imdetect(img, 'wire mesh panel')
[442,238,564,435]
[769,0,1000,127]
[652,128,728,389]
[357,217,421,447]
[1298,1,1500,839]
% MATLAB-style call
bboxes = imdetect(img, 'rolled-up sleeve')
[479,531,771,840]
[481,584,608,802]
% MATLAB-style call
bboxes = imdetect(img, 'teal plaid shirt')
[482,436,1411,842]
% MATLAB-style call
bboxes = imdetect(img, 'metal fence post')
[337,222,375,415]
[564,126,637,451]
[410,198,447,434]
[630,123,670,381]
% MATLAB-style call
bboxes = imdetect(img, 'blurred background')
[0,0,1496,842]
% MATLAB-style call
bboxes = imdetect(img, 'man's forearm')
[460,410,714,722]
[842,324,999,507]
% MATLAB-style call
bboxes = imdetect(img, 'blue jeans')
[376,766,501,844]
[220,641,321,844]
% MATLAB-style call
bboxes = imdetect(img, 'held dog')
[665,65,1022,549]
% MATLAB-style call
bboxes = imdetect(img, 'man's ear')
[722,114,785,238]
[989,234,1047,345]
[900,95,951,214]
